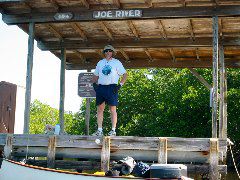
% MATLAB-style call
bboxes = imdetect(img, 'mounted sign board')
[78,73,96,98]
[93,9,142,19]
[54,13,73,21]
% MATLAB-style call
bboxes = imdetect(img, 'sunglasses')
[104,49,113,53]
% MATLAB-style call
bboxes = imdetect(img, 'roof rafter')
[81,0,90,9]
[96,50,104,59]
[48,0,59,10]
[188,19,195,40]
[113,0,121,9]
[154,20,167,39]
[70,22,88,41]
[99,21,114,41]
[127,21,139,39]
[46,24,62,39]
[196,48,200,61]
[74,50,86,63]
[144,48,153,62]
[118,48,130,62]
[145,0,153,7]
[169,48,176,62]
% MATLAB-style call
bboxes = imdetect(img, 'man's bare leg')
[109,106,117,129]
[97,102,105,129]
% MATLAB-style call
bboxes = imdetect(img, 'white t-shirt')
[94,58,126,85]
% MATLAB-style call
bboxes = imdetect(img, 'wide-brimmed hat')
[102,45,116,55]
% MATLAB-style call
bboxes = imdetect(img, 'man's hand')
[93,83,98,91]
[114,84,122,93]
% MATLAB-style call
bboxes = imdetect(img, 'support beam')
[24,22,35,134]
[4,5,240,24]
[219,44,227,139]
[188,68,212,90]
[59,42,66,135]
[66,58,240,70]
[37,37,240,51]
[212,16,219,138]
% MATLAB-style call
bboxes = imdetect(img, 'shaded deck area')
[0,134,228,177]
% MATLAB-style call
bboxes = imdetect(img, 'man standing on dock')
[92,45,127,136]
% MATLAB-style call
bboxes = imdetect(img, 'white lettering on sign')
[93,10,142,19]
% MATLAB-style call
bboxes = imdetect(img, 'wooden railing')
[0,134,228,179]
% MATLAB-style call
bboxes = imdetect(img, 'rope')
[229,143,240,179]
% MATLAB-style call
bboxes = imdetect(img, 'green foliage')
[30,100,85,135]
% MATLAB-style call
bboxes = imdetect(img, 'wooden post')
[219,43,227,139]
[85,98,90,135]
[101,136,110,172]
[212,16,219,138]
[85,69,91,135]
[59,42,66,135]
[4,134,13,159]
[47,135,57,168]
[24,22,35,134]
[209,138,219,179]
[158,138,167,164]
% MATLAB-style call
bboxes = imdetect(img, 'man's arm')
[120,73,128,85]
[92,75,99,84]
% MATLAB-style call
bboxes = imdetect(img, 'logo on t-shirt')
[102,65,112,75]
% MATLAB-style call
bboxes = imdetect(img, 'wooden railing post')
[209,138,219,180]
[158,138,167,164]
[47,135,57,168]
[4,134,13,159]
[101,137,110,172]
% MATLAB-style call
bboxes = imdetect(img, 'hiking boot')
[108,130,116,136]
[92,130,103,136]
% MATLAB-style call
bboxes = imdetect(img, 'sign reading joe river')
[78,73,96,98]
[93,9,142,19]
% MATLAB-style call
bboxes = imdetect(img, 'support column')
[212,16,219,138]
[59,42,66,134]
[85,69,91,135]
[24,22,35,134]
[219,43,227,139]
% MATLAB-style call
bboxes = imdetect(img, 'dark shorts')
[96,84,118,106]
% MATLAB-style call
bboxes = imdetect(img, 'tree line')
[30,68,240,166]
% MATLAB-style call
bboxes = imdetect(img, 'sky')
[0,15,84,133]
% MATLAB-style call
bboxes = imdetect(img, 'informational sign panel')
[78,73,96,98]
[93,9,142,19]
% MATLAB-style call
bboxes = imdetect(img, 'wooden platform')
[0,134,228,176]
